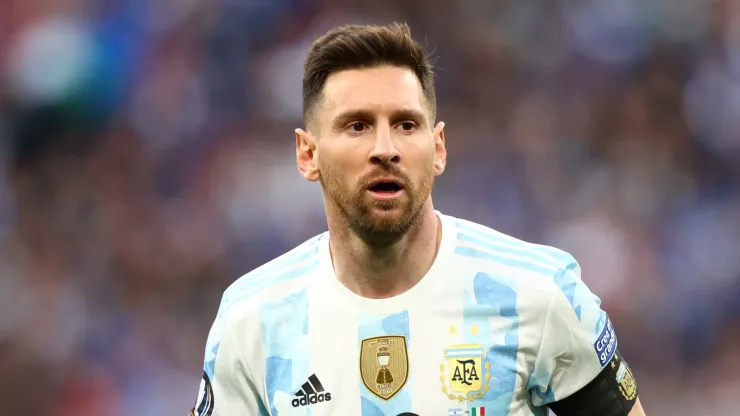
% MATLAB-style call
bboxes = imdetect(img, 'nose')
[368,124,400,165]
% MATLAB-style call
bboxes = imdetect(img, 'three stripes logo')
[291,374,332,408]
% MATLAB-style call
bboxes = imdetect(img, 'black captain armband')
[547,350,638,416]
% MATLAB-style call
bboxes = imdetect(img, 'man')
[190,22,646,416]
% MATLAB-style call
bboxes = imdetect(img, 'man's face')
[299,66,446,246]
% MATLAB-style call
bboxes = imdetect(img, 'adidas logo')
[291,374,332,408]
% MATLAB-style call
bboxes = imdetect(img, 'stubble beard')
[320,166,435,248]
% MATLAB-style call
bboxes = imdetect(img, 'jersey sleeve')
[190,301,268,416]
[528,256,617,406]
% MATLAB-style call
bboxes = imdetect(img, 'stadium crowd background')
[0,0,738,414]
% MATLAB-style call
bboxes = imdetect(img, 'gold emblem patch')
[616,361,637,400]
[360,336,409,400]
[440,344,491,402]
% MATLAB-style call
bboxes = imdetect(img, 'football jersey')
[190,211,618,416]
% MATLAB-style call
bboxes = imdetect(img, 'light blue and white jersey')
[190,212,617,416]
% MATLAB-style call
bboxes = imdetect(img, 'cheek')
[407,146,437,172]
[319,154,356,186]
[321,147,364,173]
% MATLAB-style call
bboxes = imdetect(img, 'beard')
[319,163,435,248]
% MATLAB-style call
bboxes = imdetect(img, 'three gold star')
[448,324,481,335]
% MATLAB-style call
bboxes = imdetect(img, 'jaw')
[320,169,436,243]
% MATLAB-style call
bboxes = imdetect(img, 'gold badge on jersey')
[360,336,409,400]
[616,361,637,400]
[440,344,491,402]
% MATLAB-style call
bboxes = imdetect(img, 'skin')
[630,399,646,416]
[296,65,446,299]
[294,64,647,416]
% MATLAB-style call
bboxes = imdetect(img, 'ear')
[296,128,320,182]
[432,121,447,176]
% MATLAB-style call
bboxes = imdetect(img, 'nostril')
[370,154,400,165]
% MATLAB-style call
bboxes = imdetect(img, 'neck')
[327,202,442,299]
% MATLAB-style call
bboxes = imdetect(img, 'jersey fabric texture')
[190,211,617,416]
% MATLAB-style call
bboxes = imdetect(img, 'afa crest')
[616,361,637,400]
[440,344,491,402]
[360,336,409,400]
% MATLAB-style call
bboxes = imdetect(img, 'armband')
[547,350,637,416]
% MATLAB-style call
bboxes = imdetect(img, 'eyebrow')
[331,108,429,130]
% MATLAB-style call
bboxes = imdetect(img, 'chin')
[367,205,411,224]
[359,214,397,230]
[351,207,422,245]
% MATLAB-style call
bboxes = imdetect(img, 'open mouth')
[368,179,403,194]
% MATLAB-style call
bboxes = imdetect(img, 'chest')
[251,276,544,415]
[257,320,539,416]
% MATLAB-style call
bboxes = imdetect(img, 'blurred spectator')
[0,0,738,414]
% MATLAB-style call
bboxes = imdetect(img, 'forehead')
[320,66,426,119]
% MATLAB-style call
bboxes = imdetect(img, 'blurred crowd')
[0,0,739,415]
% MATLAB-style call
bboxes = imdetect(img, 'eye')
[398,121,417,132]
[349,122,367,133]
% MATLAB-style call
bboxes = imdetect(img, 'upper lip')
[367,177,404,189]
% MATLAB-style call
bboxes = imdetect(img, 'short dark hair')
[302,22,436,129]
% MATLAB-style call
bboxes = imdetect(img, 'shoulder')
[444,215,592,311]
[450,215,576,279]
[217,233,325,323]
